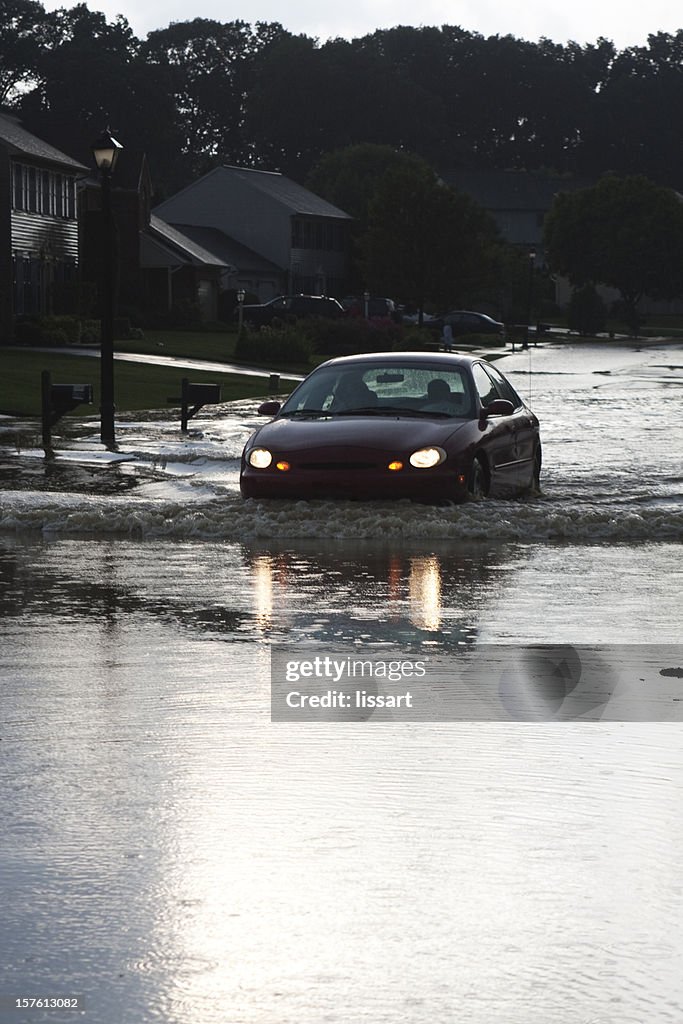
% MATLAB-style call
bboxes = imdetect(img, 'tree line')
[3,0,683,198]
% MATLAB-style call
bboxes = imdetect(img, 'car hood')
[250,414,470,452]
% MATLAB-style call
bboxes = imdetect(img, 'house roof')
[222,166,352,219]
[169,223,283,274]
[439,169,593,212]
[0,110,87,172]
[156,165,352,221]
[143,215,233,269]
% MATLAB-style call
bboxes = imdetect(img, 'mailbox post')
[41,370,94,451]
[167,378,222,431]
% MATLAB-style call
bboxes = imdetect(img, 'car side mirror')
[257,400,281,416]
[484,399,514,417]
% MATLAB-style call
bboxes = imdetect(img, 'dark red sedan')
[240,353,541,501]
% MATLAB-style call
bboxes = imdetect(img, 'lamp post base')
[100,403,117,450]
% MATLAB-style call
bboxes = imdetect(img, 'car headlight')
[248,447,273,469]
[409,447,446,469]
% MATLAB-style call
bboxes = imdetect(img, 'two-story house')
[438,169,594,259]
[0,109,87,341]
[153,165,352,302]
[80,150,232,323]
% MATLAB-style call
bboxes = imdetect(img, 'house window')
[27,167,38,211]
[12,165,24,209]
[41,171,50,213]
[11,163,76,219]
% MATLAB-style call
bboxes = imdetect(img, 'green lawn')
[116,329,239,362]
[115,329,315,374]
[0,348,293,417]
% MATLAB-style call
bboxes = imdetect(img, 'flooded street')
[1,343,682,1023]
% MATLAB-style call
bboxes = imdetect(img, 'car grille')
[299,461,377,471]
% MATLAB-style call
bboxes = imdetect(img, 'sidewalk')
[3,346,305,382]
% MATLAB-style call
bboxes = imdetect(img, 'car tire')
[532,444,542,492]
[468,453,490,500]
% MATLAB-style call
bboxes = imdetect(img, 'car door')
[471,362,518,494]
[483,364,537,486]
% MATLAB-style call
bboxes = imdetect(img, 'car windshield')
[280,363,476,419]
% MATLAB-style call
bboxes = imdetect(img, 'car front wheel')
[468,454,490,499]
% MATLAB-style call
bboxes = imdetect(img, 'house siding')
[289,246,348,295]
[154,167,352,299]
[0,113,85,335]
[0,150,12,340]
[158,170,293,268]
[11,210,79,260]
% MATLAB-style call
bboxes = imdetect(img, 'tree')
[16,4,142,162]
[141,19,288,176]
[362,165,502,315]
[0,0,52,104]
[544,174,683,332]
[581,33,683,188]
[15,4,192,194]
[307,144,431,228]
[306,145,433,290]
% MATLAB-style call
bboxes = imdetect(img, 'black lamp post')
[91,129,123,449]
[523,248,536,350]
[237,287,246,339]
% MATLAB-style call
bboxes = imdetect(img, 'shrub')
[113,317,132,339]
[235,325,314,364]
[14,315,82,345]
[394,326,439,351]
[81,320,101,344]
[43,328,69,347]
[14,318,43,345]
[567,285,607,336]
[610,299,643,337]
[41,315,81,344]
[303,316,404,356]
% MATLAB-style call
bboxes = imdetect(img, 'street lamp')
[237,287,246,338]
[91,128,123,449]
[523,248,536,350]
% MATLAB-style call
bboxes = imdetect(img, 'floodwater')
[0,342,682,1023]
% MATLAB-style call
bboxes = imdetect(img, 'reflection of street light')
[91,128,123,449]
[363,289,370,319]
[237,287,246,338]
[523,248,536,350]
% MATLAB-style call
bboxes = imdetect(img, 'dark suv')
[239,294,345,327]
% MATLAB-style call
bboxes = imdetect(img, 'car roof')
[444,310,498,318]
[317,351,482,370]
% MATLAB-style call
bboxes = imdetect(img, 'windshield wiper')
[282,408,331,418]
[335,406,455,418]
